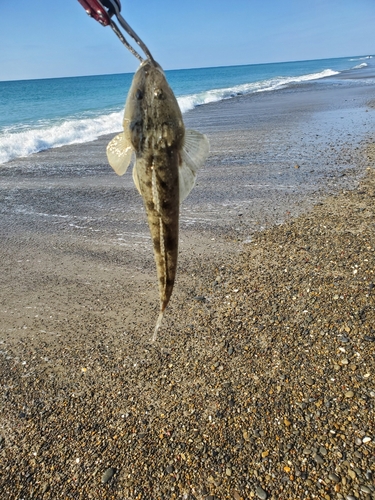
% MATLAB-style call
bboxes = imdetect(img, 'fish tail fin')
[151,301,168,342]
[152,310,164,342]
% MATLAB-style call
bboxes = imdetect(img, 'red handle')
[77,0,111,26]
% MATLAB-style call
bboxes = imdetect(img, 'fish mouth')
[139,59,163,72]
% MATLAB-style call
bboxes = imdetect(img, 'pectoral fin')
[106,133,133,176]
[179,129,210,202]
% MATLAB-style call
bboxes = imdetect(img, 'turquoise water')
[0,55,373,164]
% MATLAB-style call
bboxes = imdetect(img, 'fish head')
[123,60,184,154]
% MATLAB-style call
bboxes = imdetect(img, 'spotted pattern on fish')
[106,59,210,340]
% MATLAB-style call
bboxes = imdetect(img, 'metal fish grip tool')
[77,0,154,63]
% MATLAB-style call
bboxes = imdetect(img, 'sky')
[0,0,374,81]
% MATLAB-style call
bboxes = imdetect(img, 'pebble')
[345,391,354,398]
[255,486,268,499]
[348,470,356,480]
[194,295,206,302]
[101,467,115,484]
[362,436,371,443]
[314,453,324,464]
[328,472,340,483]
[360,485,371,494]
[41,482,49,493]
[339,336,350,343]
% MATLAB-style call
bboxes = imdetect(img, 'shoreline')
[3,75,374,243]
[1,73,375,498]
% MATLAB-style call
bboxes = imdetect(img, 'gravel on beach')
[1,80,375,498]
[1,147,375,499]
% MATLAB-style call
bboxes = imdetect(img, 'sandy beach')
[1,73,375,499]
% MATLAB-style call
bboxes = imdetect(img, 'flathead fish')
[106,59,209,340]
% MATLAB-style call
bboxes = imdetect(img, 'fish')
[106,59,210,340]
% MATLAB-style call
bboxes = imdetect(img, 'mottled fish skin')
[107,59,209,340]
[126,60,183,316]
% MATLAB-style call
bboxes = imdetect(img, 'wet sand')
[0,75,375,499]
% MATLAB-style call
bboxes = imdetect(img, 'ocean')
[0,55,374,165]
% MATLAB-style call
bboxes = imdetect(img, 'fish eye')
[136,89,143,100]
[154,88,164,99]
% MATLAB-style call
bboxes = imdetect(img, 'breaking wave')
[352,62,368,70]
[0,111,123,165]
[349,55,373,61]
[177,68,339,113]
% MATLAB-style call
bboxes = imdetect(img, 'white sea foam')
[0,110,123,164]
[349,55,373,61]
[177,68,339,113]
[352,62,368,70]
[0,67,339,165]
